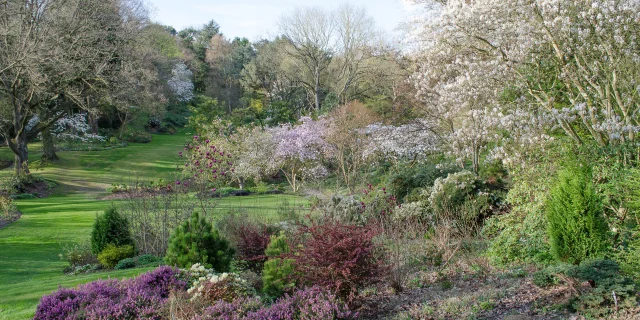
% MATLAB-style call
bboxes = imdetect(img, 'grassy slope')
[0,133,307,319]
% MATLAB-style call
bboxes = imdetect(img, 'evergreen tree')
[546,164,610,264]
[165,211,234,271]
[91,207,134,255]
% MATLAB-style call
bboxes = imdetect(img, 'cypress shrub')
[546,164,609,264]
[165,211,234,271]
[90,207,134,255]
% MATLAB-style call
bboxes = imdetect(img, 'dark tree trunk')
[9,132,30,175]
[9,100,30,175]
[314,67,321,113]
[41,125,58,161]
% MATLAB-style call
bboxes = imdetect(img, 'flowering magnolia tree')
[409,0,640,169]
[202,121,279,190]
[167,62,195,103]
[179,135,233,195]
[270,116,331,192]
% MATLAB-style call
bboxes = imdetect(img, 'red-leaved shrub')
[217,212,274,272]
[235,224,273,271]
[291,219,387,302]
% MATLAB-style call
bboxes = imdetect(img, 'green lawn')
[0,133,308,319]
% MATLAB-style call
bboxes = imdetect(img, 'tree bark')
[9,132,30,175]
[9,99,30,175]
[314,66,321,113]
[41,125,59,161]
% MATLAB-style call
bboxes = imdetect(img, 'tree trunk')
[41,125,58,161]
[11,133,30,175]
[10,100,30,175]
[314,67,321,113]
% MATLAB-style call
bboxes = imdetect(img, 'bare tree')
[278,7,335,113]
[331,3,379,104]
[0,0,149,175]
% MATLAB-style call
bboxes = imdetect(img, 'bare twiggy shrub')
[120,184,210,256]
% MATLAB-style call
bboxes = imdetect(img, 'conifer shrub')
[90,207,134,255]
[165,211,234,271]
[262,232,296,298]
[546,165,610,264]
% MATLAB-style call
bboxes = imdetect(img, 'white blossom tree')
[408,0,640,169]
[167,62,195,102]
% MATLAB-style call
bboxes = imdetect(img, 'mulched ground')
[355,269,640,320]
[0,210,21,229]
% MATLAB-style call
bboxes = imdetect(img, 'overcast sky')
[150,0,416,42]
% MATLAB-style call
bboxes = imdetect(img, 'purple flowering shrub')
[195,286,357,320]
[34,266,186,320]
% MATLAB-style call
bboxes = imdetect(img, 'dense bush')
[90,207,134,255]
[385,161,458,203]
[59,242,97,269]
[546,165,610,264]
[568,260,638,317]
[189,272,257,303]
[122,130,152,143]
[194,286,356,320]
[0,194,16,217]
[165,211,234,270]
[216,212,274,272]
[262,233,296,298]
[532,260,637,317]
[484,165,553,266]
[292,219,387,302]
[137,254,164,266]
[1,174,50,196]
[429,171,490,236]
[114,257,136,270]
[322,194,366,225]
[34,266,186,320]
[97,244,135,269]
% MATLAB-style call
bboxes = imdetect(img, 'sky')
[150,0,417,42]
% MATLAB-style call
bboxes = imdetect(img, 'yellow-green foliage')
[0,195,15,216]
[546,164,610,264]
[97,244,135,269]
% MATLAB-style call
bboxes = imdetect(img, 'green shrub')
[484,165,553,266]
[384,161,458,203]
[114,257,136,270]
[546,165,610,264]
[90,207,134,255]
[165,211,234,271]
[429,171,489,236]
[532,267,563,288]
[97,244,135,268]
[137,254,163,266]
[12,193,36,199]
[569,260,637,317]
[59,242,97,268]
[262,233,296,298]
[531,259,636,317]
[122,130,152,143]
[0,194,16,216]
[322,194,365,225]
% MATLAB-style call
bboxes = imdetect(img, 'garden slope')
[0,134,306,319]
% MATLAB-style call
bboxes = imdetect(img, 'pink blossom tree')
[270,116,331,192]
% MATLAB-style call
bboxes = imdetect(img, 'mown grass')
[0,133,308,319]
